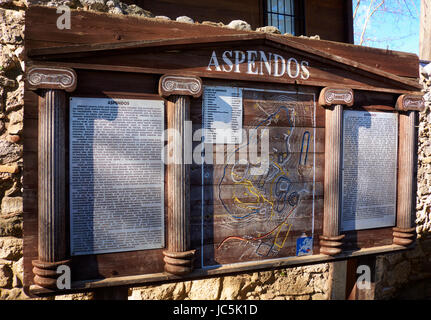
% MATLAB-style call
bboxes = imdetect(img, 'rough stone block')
[0,287,26,299]
[1,196,22,215]
[256,26,281,34]
[189,277,221,300]
[0,236,22,260]
[0,214,22,237]
[0,259,12,288]
[0,164,18,173]
[220,276,245,300]
[176,16,194,24]
[0,140,22,164]
[226,20,251,31]
[11,256,22,287]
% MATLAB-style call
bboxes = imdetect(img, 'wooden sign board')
[22,6,423,296]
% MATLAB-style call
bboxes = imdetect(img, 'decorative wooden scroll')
[159,75,202,275]
[318,87,354,255]
[27,66,77,92]
[395,94,425,112]
[319,87,354,107]
[26,66,77,288]
[159,75,203,98]
[393,94,424,246]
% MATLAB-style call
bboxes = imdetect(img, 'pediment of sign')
[26,6,421,94]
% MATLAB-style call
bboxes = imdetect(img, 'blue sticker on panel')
[296,236,313,256]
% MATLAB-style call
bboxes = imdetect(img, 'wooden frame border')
[159,75,202,275]
[318,88,423,256]
[29,243,408,296]
[318,87,354,255]
[393,94,424,246]
[26,66,77,288]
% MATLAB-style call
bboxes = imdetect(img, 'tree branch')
[353,0,361,20]
[359,0,385,45]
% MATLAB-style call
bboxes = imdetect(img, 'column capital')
[159,74,202,98]
[396,94,425,112]
[318,87,354,107]
[27,66,77,92]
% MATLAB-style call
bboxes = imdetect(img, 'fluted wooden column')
[27,66,77,288]
[318,87,354,255]
[159,75,202,275]
[394,94,424,246]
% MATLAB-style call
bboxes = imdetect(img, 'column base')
[163,250,195,276]
[393,227,416,246]
[319,234,345,256]
[32,259,71,289]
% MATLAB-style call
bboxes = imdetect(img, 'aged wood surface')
[25,6,420,94]
[396,94,425,112]
[305,0,353,43]
[22,8,418,290]
[31,89,70,289]
[28,41,420,94]
[164,95,195,275]
[23,70,409,290]
[394,110,417,246]
[23,79,169,288]
[194,88,321,267]
[318,87,353,107]
[27,66,77,92]
[25,6,418,79]
[29,243,409,296]
[159,75,202,98]
[131,0,263,29]
[37,90,67,263]
[189,153,325,186]
[320,103,344,255]
[343,228,394,251]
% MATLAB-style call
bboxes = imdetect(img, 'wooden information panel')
[22,6,424,295]
[198,87,319,267]
[69,97,165,255]
[341,110,398,231]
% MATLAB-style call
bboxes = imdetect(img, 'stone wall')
[372,65,431,300]
[130,264,331,300]
[0,0,429,300]
[0,0,26,300]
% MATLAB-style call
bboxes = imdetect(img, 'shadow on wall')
[374,237,431,300]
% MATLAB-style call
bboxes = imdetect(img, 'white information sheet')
[202,86,243,144]
[341,111,398,231]
[69,97,165,255]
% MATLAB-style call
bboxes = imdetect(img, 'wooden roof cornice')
[25,5,421,93]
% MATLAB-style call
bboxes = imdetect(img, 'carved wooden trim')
[33,89,69,288]
[163,95,195,275]
[159,75,203,98]
[394,110,416,247]
[318,86,353,256]
[32,259,70,289]
[319,235,345,255]
[393,227,416,246]
[163,250,195,275]
[396,94,425,112]
[318,87,354,107]
[320,103,344,255]
[27,66,77,92]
